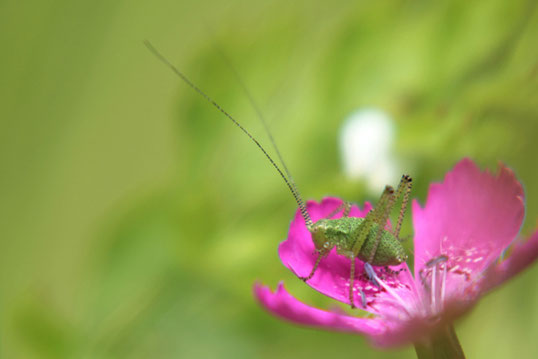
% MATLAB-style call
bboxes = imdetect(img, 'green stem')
[414,326,466,359]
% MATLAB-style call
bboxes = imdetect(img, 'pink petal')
[278,197,413,311]
[482,230,538,291]
[413,158,525,280]
[253,282,386,339]
[432,230,538,332]
[253,282,448,348]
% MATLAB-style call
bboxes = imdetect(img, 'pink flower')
[254,158,538,347]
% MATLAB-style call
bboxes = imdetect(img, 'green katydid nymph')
[145,40,412,308]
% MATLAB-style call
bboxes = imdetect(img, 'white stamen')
[431,264,437,312]
[440,263,447,308]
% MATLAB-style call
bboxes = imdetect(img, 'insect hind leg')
[393,175,412,240]
[367,185,396,263]
[348,255,356,308]
[345,190,391,307]
[348,185,394,268]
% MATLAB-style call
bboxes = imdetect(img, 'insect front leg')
[324,201,351,219]
[346,254,368,309]
[342,201,351,217]
[299,252,324,282]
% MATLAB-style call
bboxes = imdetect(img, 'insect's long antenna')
[145,40,313,228]
[212,44,309,226]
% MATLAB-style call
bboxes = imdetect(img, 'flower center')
[419,255,449,316]
[364,266,416,319]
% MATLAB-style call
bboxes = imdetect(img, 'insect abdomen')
[358,223,405,266]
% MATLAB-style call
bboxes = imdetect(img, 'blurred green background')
[1,0,538,358]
